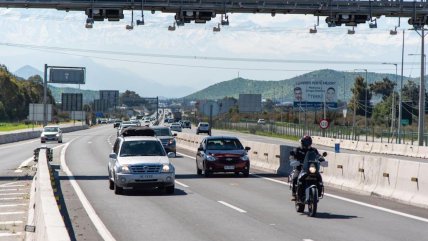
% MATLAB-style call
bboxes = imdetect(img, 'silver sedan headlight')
[117,164,131,174]
[161,164,174,173]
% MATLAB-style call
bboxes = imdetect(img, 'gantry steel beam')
[0,1,426,16]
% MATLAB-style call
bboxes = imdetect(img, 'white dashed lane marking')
[218,201,247,213]
[177,152,428,223]
[175,181,189,188]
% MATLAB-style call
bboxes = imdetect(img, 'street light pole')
[409,52,427,146]
[420,27,426,146]
[382,63,398,142]
[398,30,405,144]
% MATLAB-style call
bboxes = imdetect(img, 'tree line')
[0,65,55,122]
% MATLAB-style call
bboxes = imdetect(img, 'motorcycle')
[289,150,328,217]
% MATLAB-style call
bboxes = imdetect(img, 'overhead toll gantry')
[0,0,428,30]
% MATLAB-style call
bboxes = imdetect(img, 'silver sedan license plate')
[141,175,154,179]
[224,165,235,170]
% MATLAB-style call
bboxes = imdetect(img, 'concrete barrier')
[390,143,408,156]
[0,124,89,145]
[410,163,428,208]
[370,142,383,154]
[372,157,400,198]
[406,145,419,158]
[361,155,382,194]
[390,160,420,205]
[176,132,428,208]
[339,154,365,193]
[417,146,428,159]
[356,141,373,153]
[29,149,70,241]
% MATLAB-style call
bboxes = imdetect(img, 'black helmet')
[301,135,312,148]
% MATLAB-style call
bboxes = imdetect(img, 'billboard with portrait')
[293,80,338,108]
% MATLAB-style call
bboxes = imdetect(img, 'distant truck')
[172,111,182,122]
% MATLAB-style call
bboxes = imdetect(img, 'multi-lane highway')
[1,125,428,241]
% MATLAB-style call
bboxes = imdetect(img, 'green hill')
[48,85,99,104]
[183,69,405,101]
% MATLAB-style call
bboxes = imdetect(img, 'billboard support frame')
[43,64,86,126]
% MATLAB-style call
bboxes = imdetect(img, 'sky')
[0,7,427,98]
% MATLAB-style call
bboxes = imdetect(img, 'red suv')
[196,136,251,177]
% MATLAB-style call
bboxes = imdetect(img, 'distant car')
[257,119,266,125]
[143,120,151,127]
[152,126,177,155]
[196,136,251,177]
[113,121,122,128]
[117,123,138,136]
[41,126,63,143]
[196,122,211,135]
[181,120,191,129]
[108,128,176,194]
[170,123,182,132]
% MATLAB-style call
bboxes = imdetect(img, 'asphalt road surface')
[1,125,427,241]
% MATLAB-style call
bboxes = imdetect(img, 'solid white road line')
[0,182,21,187]
[0,189,21,192]
[0,197,23,201]
[0,232,22,237]
[303,239,314,241]
[175,181,189,188]
[177,151,428,223]
[61,141,117,241]
[253,174,428,223]
[218,201,247,213]
[0,204,26,208]
[0,221,23,225]
[0,193,26,196]
[0,185,25,188]
[0,212,25,215]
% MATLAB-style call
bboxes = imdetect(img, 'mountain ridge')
[183,69,416,101]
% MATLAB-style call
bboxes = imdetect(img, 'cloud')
[0,8,425,96]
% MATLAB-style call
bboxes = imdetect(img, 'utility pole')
[382,63,398,141]
[398,30,405,144]
[43,64,48,127]
[419,27,426,146]
[411,25,427,146]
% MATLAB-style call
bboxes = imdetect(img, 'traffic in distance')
[0,103,417,241]
[103,111,327,217]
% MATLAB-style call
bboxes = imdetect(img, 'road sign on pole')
[319,119,329,129]
[49,67,86,84]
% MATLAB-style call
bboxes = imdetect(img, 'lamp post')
[409,53,426,145]
[382,63,398,141]
[410,25,427,146]
[354,69,368,141]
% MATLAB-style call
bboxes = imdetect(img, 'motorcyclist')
[290,135,319,201]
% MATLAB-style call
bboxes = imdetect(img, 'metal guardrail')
[215,121,428,146]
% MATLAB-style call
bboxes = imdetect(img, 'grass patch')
[0,123,41,132]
